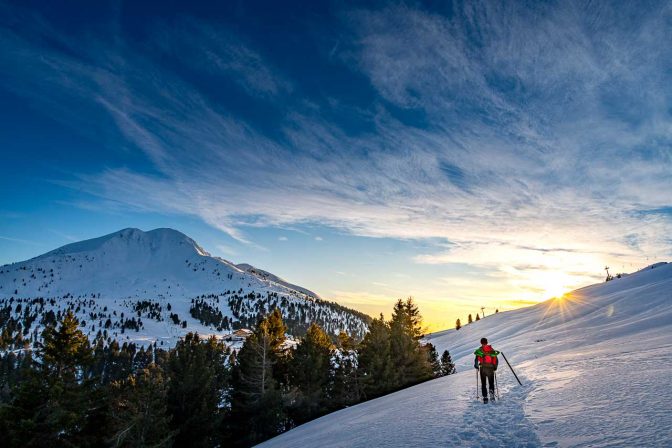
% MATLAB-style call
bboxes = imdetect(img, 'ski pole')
[494,371,500,399]
[476,368,480,399]
[500,352,522,385]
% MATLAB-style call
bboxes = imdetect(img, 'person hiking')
[474,337,499,403]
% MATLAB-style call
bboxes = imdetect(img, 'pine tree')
[2,311,97,447]
[468,314,473,324]
[229,314,285,446]
[266,308,287,351]
[108,364,174,448]
[89,333,106,380]
[0,327,11,350]
[105,340,131,384]
[388,298,432,389]
[402,298,424,339]
[0,355,50,447]
[456,319,461,330]
[166,332,223,448]
[266,308,290,388]
[132,345,152,371]
[475,313,480,321]
[41,310,92,380]
[331,331,360,408]
[288,323,333,424]
[357,314,392,398]
[425,343,442,377]
[337,331,356,352]
[440,350,456,375]
[42,311,99,446]
[0,351,20,398]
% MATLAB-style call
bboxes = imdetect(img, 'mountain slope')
[0,228,369,347]
[259,262,672,447]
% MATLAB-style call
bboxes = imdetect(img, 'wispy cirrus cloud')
[1,1,671,310]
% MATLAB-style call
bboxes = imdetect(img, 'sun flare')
[543,283,569,300]
[535,271,574,301]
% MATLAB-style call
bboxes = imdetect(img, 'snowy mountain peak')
[36,227,210,260]
[0,228,370,346]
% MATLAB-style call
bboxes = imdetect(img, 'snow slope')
[259,262,672,447]
[0,228,369,347]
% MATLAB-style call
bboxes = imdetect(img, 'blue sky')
[1,0,672,330]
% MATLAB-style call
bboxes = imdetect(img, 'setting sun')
[543,282,570,301]
[529,271,573,300]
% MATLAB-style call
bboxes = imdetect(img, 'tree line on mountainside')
[0,286,370,351]
[0,298,455,447]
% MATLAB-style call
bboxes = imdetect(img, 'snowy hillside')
[259,262,672,447]
[0,228,369,348]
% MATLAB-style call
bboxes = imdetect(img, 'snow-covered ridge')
[36,227,211,260]
[259,261,672,447]
[0,228,369,348]
[235,263,320,299]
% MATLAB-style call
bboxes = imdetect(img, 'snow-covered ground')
[259,262,672,447]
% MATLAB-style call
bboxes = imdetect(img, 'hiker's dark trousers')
[480,365,495,397]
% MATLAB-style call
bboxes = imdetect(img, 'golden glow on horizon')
[330,266,608,333]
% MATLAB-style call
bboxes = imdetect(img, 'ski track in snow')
[458,377,539,448]
[259,369,542,448]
